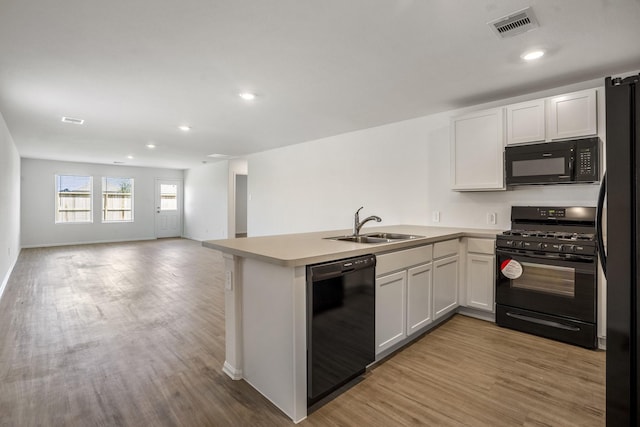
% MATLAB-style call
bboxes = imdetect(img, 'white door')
[155,179,182,238]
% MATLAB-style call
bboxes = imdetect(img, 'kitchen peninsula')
[203,225,500,423]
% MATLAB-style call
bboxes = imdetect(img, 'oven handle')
[506,312,581,332]
[496,248,595,263]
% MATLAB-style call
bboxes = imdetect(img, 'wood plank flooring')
[0,239,605,426]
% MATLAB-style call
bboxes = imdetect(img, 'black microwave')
[505,137,599,186]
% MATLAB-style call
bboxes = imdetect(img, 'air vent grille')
[489,7,539,39]
[61,116,84,125]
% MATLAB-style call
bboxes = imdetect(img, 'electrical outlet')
[225,271,233,290]
[487,212,497,225]
[432,211,440,223]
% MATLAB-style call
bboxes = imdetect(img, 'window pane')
[102,177,134,222]
[160,184,177,211]
[56,175,93,223]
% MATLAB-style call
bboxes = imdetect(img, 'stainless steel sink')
[325,232,424,244]
[361,232,423,241]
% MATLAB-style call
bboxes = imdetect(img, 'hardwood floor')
[0,239,605,426]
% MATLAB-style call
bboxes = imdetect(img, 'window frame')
[54,174,94,224]
[101,176,135,223]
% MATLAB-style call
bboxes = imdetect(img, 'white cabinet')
[375,270,407,353]
[546,89,597,140]
[375,245,432,355]
[466,253,495,311]
[433,239,460,320]
[506,99,545,145]
[462,237,496,313]
[407,263,433,335]
[450,107,505,191]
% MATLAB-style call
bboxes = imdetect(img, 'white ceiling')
[1,0,639,170]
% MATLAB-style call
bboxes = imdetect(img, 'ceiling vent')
[489,7,539,39]
[61,116,84,125]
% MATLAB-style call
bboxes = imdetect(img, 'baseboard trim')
[457,306,496,322]
[0,248,21,301]
[21,237,158,249]
[223,361,243,380]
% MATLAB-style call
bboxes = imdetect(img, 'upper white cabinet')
[546,89,597,141]
[506,99,545,145]
[450,107,506,191]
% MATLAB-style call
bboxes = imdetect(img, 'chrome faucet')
[353,206,382,236]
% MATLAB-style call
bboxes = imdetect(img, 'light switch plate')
[487,212,497,225]
[432,211,440,223]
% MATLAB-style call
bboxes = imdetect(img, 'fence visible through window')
[160,184,177,211]
[102,177,134,222]
[56,175,93,223]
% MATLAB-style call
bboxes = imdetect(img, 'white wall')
[247,77,606,236]
[21,159,183,247]
[183,161,230,241]
[0,112,21,298]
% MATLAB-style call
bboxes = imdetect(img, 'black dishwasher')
[306,254,375,407]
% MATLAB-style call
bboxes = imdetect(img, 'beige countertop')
[202,225,502,267]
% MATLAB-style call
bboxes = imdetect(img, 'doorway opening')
[235,174,248,238]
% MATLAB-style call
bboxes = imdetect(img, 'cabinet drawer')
[376,245,433,276]
[466,238,495,255]
[434,239,459,259]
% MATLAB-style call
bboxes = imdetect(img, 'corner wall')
[183,161,230,241]
[20,158,183,248]
[0,112,21,298]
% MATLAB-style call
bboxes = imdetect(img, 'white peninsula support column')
[222,253,243,380]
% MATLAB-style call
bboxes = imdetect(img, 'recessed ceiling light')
[178,125,191,131]
[61,116,84,125]
[207,153,230,158]
[146,143,156,149]
[127,155,134,159]
[239,92,256,101]
[521,50,545,61]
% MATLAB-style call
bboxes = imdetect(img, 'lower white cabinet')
[433,255,459,320]
[407,263,433,335]
[466,253,495,311]
[464,238,496,313]
[375,245,433,355]
[375,270,407,353]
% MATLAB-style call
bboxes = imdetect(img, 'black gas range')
[495,206,598,349]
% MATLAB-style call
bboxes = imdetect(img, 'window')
[55,175,93,223]
[160,184,178,211]
[102,177,134,222]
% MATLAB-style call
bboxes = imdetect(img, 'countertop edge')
[203,227,501,267]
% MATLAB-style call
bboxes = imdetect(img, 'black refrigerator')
[601,73,640,425]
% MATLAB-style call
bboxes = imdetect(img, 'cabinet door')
[547,89,597,140]
[433,255,459,319]
[450,108,505,191]
[375,271,407,354]
[506,99,545,145]
[466,253,495,312]
[407,263,433,336]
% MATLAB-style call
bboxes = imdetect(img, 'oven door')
[505,142,573,185]
[495,249,596,323]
